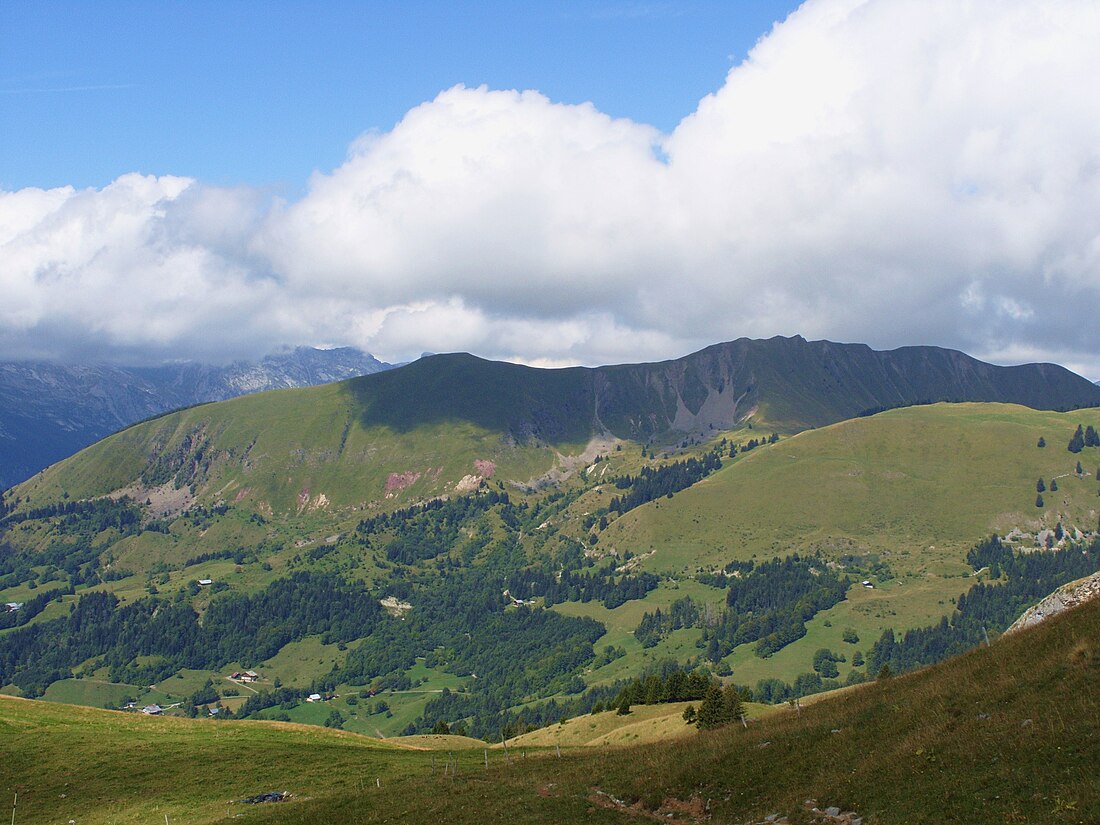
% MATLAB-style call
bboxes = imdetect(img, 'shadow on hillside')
[339,354,596,446]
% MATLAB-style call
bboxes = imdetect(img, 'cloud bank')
[2,0,1099,377]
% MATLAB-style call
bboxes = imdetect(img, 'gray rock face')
[0,347,391,488]
[1006,571,1100,634]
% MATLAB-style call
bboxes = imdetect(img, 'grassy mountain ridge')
[12,335,1097,516]
[606,402,1100,576]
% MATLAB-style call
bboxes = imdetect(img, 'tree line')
[607,449,724,516]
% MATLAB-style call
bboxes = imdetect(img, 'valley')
[3,339,1099,751]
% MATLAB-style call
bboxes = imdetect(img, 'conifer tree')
[695,683,725,730]
[721,684,743,726]
[1036,493,1045,508]
[1038,437,1046,448]
[1069,425,1085,453]
[1051,478,1059,492]
[706,634,722,663]
[1086,425,1100,448]
[1037,478,1046,493]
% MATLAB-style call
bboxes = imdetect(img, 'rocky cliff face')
[0,347,390,488]
[1006,571,1100,634]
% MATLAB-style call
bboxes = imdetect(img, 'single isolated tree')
[1038,437,1046,448]
[695,683,725,730]
[1037,478,1046,493]
[1036,493,1045,508]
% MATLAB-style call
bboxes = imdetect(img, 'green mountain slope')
[3,593,1098,824]
[13,336,1099,515]
[606,403,1100,575]
[13,379,566,514]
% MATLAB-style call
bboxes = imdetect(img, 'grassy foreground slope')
[605,403,1100,576]
[502,700,778,749]
[4,594,1099,824]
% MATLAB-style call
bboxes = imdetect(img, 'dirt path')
[223,677,259,695]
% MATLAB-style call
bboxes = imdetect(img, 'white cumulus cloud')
[1,0,1098,378]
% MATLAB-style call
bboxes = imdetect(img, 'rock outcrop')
[1006,571,1100,634]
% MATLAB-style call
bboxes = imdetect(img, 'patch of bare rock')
[749,799,864,825]
[1006,570,1100,633]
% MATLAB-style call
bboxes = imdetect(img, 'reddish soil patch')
[474,459,497,478]
[385,471,421,494]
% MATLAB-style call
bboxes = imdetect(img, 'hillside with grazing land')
[3,592,1098,824]
[606,403,1100,576]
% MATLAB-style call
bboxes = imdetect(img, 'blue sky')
[1,1,800,191]
[1,0,1097,379]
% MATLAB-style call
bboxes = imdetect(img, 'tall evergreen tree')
[695,683,725,730]
[1069,425,1085,453]
[721,684,743,726]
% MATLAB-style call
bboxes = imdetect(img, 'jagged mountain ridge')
[0,347,391,488]
[350,335,1100,444]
